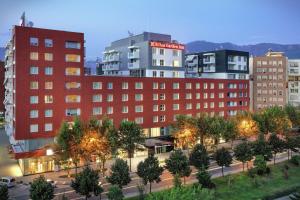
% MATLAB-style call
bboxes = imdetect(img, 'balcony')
[102,63,120,71]
[128,61,140,69]
[128,51,139,59]
[203,65,216,72]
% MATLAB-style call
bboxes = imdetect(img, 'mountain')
[186,41,300,59]
[0,47,5,61]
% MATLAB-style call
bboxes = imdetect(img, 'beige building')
[252,50,288,111]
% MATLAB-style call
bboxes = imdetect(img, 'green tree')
[107,185,124,200]
[253,155,267,175]
[285,136,300,160]
[234,111,259,138]
[196,169,214,189]
[222,119,238,148]
[137,154,163,193]
[118,121,145,171]
[189,144,210,170]
[107,158,131,188]
[268,133,285,164]
[251,136,273,161]
[234,142,253,171]
[30,176,54,200]
[71,167,103,200]
[194,114,211,145]
[285,104,300,128]
[0,185,8,200]
[214,147,233,177]
[165,149,191,184]
[206,116,224,144]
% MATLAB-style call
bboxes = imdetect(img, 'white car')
[0,177,16,188]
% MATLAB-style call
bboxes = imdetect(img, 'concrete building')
[288,59,300,106]
[185,50,249,80]
[0,61,4,115]
[252,50,288,111]
[102,32,185,78]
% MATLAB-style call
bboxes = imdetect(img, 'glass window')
[30,124,38,133]
[135,94,143,101]
[173,93,179,100]
[45,123,53,132]
[173,83,180,89]
[135,82,143,89]
[186,103,192,110]
[44,95,53,103]
[160,71,164,77]
[107,94,113,102]
[160,93,165,100]
[30,52,38,60]
[65,67,80,76]
[45,39,53,47]
[153,94,158,100]
[135,105,143,113]
[107,107,113,114]
[45,82,53,90]
[45,67,53,75]
[93,82,102,89]
[160,83,165,89]
[159,49,164,55]
[153,116,158,123]
[173,104,179,110]
[30,96,38,104]
[122,94,128,102]
[44,53,53,61]
[185,93,192,99]
[135,117,143,124]
[153,82,158,89]
[65,41,81,49]
[66,82,81,89]
[93,94,102,102]
[185,83,192,89]
[30,81,38,89]
[160,104,165,111]
[93,107,102,115]
[122,106,128,113]
[66,108,81,116]
[159,60,164,66]
[122,82,128,89]
[30,66,39,75]
[196,83,200,89]
[30,110,38,118]
[65,95,81,103]
[173,50,179,56]
[30,37,38,46]
[45,109,53,117]
[204,83,208,89]
[107,82,113,89]
[172,60,179,67]
[153,105,158,111]
[65,54,81,62]
[218,83,224,89]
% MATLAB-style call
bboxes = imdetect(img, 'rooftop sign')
[150,41,185,50]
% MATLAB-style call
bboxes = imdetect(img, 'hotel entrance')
[18,156,54,175]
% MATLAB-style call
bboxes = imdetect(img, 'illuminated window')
[30,124,38,133]
[44,53,53,61]
[93,82,102,89]
[30,52,38,60]
[30,110,38,118]
[44,95,53,104]
[93,94,102,102]
[30,96,38,104]
[45,67,53,75]
[65,67,80,76]
[93,107,102,115]
[45,109,53,117]
[65,95,81,103]
[30,37,38,46]
[65,54,81,62]
[172,60,179,67]
[66,82,81,89]
[45,123,53,132]
[30,81,38,89]
[45,39,53,47]
[30,66,39,75]
[45,82,53,90]
[65,41,81,49]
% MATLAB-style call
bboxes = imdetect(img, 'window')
[93,107,102,115]
[196,83,200,89]
[66,82,81,89]
[185,83,192,89]
[122,106,128,113]
[204,83,208,89]
[45,82,53,90]
[93,82,102,89]
[153,71,157,77]
[65,41,81,49]
[152,59,157,66]
[160,71,164,77]
[173,104,179,110]
[186,103,192,110]
[30,110,38,118]
[159,94,165,100]
[153,105,158,111]
[160,83,165,89]
[153,116,158,123]
[210,93,214,98]
[45,109,53,117]
[218,83,224,89]
[204,93,208,99]
[159,60,164,66]
[135,117,143,124]
[135,82,143,89]
[30,124,38,133]
[160,104,165,111]
[45,67,53,75]
[204,102,208,108]
[65,68,80,76]
[196,103,201,109]
[153,94,158,100]
[45,123,53,132]
[173,50,179,56]
[173,83,180,89]
[45,39,53,47]
[30,81,38,89]
[30,96,38,104]
[30,52,38,60]
[66,108,81,116]
[153,82,158,89]
[172,60,179,67]
[219,93,224,98]
[173,93,179,100]
[122,82,128,89]
[93,94,102,102]
[65,54,81,62]
[135,94,143,101]
[185,93,192,99]
[159,49,164,55]
[107,107,113,114]
[219,102,224,108]
[160,115,165,122]
[135,105,143,113]
[196,93,200,99]
[65,95,81,103]
[30,66,39,75]
[210,83,214,89]
[107,82,113,89]
[30,37,38,46]
[122,94,128,102]
[107,94,113,102]
[44,53,53,61]
[45,95,53,103]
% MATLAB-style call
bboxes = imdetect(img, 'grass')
[127,161,300,200]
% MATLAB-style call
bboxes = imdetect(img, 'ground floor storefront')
[18,156,55,175]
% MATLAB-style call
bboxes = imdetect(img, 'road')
[9,151,291,200]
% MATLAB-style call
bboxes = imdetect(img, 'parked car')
[0,177,16,188]
[46,179,57,188]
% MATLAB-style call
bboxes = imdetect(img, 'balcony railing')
[128,61,140,69]
[128,51,139,59]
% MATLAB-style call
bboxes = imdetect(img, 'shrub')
[265,167,271,175]
[247,168,256,178]
[290,155,300,166]
[196,169,215,189]
[107,185,124,200]
[254,155,267,176]
[173,174,182,188]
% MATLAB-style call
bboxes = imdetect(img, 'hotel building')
[4,24,250,175]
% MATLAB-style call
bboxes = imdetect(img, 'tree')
[71,167,103,200]
[118,121,145,171]
[214,147,233,177]
[165,149,191,184]
[172,115,198,150]
[30,176,54,200]
[234,111,259,138]
[196,169,214,189]
[107,158,131,188]
[285,104,300,128]
[194,114,211,145]
[251,136,273,161]
[107,185,124,200]
[268,133,285,164]
[222,119,238,148]
[137,154,163,193]
[285,136,300,160]
[0,185,8,200]
[234,142,253,171]
[189,144,210,170]
[206,116,224,144]
[253,155,267,175]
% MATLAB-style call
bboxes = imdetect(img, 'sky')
[0,0,300,60]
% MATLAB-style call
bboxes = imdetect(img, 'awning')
[145,139,173,147]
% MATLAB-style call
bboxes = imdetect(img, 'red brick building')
[0,61,4,115]
[4,25,249,175]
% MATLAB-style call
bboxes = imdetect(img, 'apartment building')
[102,32,185,78]
[252,50,288,111]
[0,61,4,115]
[288,59,300,106]
[4,25,250,175]
[185,50,249,79]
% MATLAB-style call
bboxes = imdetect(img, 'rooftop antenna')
[128,31,134,37]
[19,12,25,26]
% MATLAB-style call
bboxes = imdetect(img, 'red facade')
[0,61,4,113]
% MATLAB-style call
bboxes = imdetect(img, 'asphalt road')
[9,151,291,200]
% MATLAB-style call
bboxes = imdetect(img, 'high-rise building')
[185,50,249,79]
[102,32,185,78]
[0,61,4,115]
[252,50,288,111]
[288,59,300,106]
